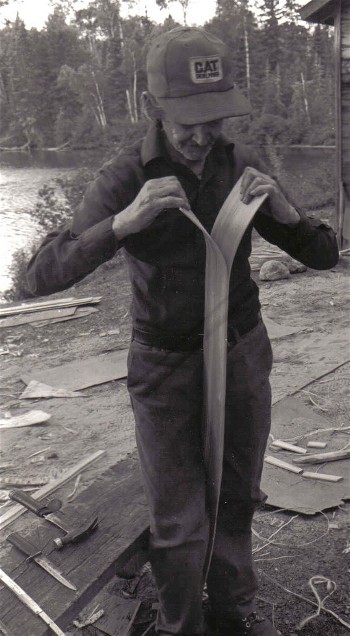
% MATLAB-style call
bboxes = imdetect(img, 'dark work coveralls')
[27,125,338,635]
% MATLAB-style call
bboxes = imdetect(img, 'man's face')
[161,116,224,163]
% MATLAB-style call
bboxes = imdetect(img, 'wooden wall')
[339,0,350,244]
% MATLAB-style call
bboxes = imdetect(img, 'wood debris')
[293,449,350,464]
[307,441,327,449]
[0,450,105,529]
[73,608,104,628]
[0,477,47,488]
[20,380,85,400]
[264,456,303,474]
[0,410,51,429]
[271,440,307,454]
[0,295,102,318]
[302,472,343,483]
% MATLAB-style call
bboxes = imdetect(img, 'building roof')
[299,0,338,25]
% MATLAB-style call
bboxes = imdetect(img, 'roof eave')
[300,0,337,25]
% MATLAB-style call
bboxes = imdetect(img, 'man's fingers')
[241,174,275,204]
[240,168,256,197]
[155,196,190,211]
[250,184,274,197]
[147,179,188,202]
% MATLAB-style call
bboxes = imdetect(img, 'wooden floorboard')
[0,453,149,636]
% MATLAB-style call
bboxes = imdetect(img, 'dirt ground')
[0,205,349,635]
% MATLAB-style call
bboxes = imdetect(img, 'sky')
[0,0,218,29]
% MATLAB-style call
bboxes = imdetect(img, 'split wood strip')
[0,296,102,318]
[181,177,268,576]
[0,568,66,636]
[264,456,303,474]
[271,440,308,454]
[302,472,343,483]
[293,449,350,464]
[0,450,105,530]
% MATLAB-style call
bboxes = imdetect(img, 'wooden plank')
[341,34,350,46]
[0,307,76,329]
[0,451,106,530]
[73,578,142,636]
[21,349,128,392]
[0,296,102,318]
[31,306,97,328]
[0,569,66,636]
[334,3,341,240]
[0,454,149,635]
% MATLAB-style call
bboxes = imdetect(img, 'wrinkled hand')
[113,176,190,240]
[240,167,300,225]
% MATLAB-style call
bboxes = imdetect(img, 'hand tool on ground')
[0,567,66,636]
[7,532,77,590]
[180,176,267,577]
[9,489,98,548]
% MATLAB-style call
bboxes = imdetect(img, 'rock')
[283,258,307,274]
[259,260,291,281]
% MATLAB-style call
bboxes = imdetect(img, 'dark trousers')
[127,320,273,635]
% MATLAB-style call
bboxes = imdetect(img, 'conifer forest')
[0,0,335,151]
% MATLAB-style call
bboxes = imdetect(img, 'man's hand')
[240,167,300,225]
[112,176,190,240]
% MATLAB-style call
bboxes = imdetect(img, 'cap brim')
[156,86,251,125]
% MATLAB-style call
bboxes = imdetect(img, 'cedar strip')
[264,456,303,474]
[302,472,343,483]
[293,449,350,464]
[271,440,307,454]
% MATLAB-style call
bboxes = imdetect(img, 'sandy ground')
[0,206,349,635]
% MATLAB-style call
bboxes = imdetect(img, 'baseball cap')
[146,27,251,125]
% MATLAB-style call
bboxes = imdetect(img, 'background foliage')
[0,0,335,149]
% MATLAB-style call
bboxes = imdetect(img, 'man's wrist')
[112,213,128,240]
[284,205,300,226]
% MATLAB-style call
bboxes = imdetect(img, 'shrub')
[33,184,72,232]
[2,245,39,302]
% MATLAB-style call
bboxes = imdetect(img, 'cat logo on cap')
[189,56,223,84]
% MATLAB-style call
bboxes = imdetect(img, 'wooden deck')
[0,453,149,635]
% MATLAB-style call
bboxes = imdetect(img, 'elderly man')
[27,27,338,636]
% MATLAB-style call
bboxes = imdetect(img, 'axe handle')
[9,490,47,516]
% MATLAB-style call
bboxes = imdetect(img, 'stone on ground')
[259,260,291,281]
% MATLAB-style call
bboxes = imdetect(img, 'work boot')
[213,611,281,635]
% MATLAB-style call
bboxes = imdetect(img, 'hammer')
[9,489,98,549]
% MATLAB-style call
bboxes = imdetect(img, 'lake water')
[0,146,335,296]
